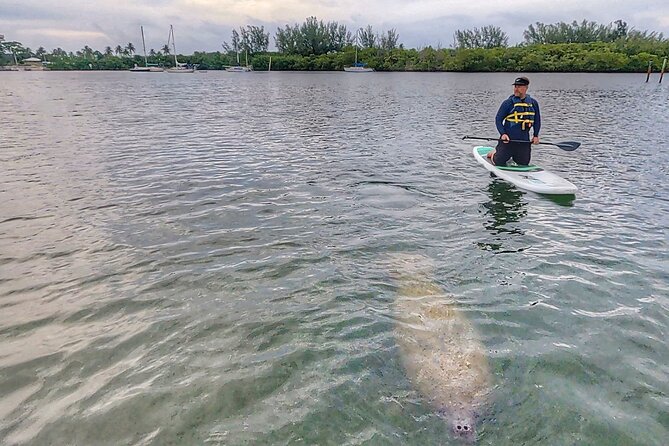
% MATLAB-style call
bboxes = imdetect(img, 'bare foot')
[486,149,496,165]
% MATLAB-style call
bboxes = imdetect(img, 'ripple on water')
[0,72,668,445]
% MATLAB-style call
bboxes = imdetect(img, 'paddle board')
[473,146,577,195]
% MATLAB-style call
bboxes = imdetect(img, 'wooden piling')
[660,58,667,84]
[646,61,652,82]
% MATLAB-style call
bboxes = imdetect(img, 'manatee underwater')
[390,254,493,443]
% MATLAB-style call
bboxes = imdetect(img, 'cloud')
[21,28,110,40]
[1,0,668,53]
[180,0,345,24]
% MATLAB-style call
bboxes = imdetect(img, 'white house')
[21,57,47,71]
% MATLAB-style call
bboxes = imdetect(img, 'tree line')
[1,18,667,72]
[220,19,400,56]
[451,20,665,48]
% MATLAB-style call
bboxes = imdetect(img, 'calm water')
[1,71,668,445]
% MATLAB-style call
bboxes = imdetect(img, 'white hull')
[129,65,158,72]
[225,66,253,72]
[131,67,164,72]
[344,66,374,72]
[473,146,577,195]
[166,67,194,73]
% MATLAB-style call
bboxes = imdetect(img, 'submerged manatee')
[390,254,492,443]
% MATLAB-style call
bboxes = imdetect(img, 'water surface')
[1,71,668,445]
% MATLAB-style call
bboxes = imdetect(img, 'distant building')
[21,56,47,71]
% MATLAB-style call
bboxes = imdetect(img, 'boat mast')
[141,26,148,67]
[170,25,178,66]
[354,30,359,64]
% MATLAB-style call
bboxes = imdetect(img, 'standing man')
[487,76,541,166]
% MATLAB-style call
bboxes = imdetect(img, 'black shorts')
[493,141,532,166]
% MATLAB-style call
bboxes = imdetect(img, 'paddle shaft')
[462,136,579,151]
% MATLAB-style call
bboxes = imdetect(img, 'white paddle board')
[473,146,577,195]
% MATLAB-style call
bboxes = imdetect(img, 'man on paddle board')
[487,76,541,166]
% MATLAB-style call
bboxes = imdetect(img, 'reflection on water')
[541,192,576,207]
[483,179,527,234]
[477,175,576,252]
[478,179,527,253]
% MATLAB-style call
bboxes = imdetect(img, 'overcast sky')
[1,0,668,53]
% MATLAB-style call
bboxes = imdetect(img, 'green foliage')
[524,20,615,44]
[381,29,400,51]
[454,25,509,49]
[3,41,666,72]
[1,19,667,72]
[274,16,351,56]
[0,40,30,62]
[522,19,664,46]
[358,26,376,49]
[223,25,270,54]
[187,51,227,70]
[347,26,401,52]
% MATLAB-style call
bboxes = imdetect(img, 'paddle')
[462,136,580,151]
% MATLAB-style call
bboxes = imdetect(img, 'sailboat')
[165,25,194,73]
[130,26,163,72]
[225,49,253,72]
[344,31,374,72]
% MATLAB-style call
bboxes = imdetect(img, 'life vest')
[503,95,536,131]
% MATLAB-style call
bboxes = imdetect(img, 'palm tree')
[104,46,113,56]
[125,42,135,56]
[115,45,123,56]
[161,44,170,55]
[82,45,93,59]
[149,48,156,57]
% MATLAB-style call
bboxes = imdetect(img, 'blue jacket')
[495,94,541,141]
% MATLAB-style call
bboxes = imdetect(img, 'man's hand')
[501,134,510,143]
[532,136,540,145]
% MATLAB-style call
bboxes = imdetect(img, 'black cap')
[512,76,530,86]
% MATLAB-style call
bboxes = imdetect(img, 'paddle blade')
[555,141,580,151]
